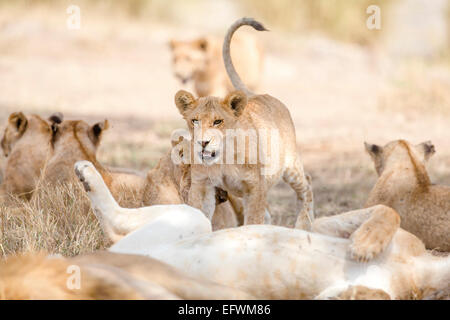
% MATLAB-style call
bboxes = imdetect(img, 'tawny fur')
[142,135,239,231]
[76,161,449,300]
[364,139,450,251]
[1,114,146,207]
[169,32,264,97]
[0,251,252,300]
[174,18,313,227]
[75,160,214,243]
[111,202,450,300]
[0,112,60,200]
[43,119,146,208]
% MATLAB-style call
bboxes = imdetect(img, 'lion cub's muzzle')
[175,74,192,85]
[197,140,220,164]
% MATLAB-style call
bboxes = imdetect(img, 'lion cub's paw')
[337,286,391,300]
[349,225,391,262]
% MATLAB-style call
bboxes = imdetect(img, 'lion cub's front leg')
[243,183,266,225]
[188,180,216,220]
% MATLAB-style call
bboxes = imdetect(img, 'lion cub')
[365,139,449,251]
[174,18,313,227]
[169,32,264,97]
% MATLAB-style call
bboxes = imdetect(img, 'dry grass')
[0,182,109,258]
[0,0,202,24]
[240,0,395,45]
[0,0,398,45]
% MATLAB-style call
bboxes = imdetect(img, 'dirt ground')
[0,7,449,229]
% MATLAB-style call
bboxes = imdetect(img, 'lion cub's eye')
[191,119,199,125]
[213,119,223,126]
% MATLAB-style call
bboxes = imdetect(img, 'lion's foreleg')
[188,181,216,220]
[243,184,266,225]
[312,205,401,262]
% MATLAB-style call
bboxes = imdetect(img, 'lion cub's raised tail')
[223,17,268,96]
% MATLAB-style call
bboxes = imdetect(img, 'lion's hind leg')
[313,205,400,262]
[284,160,314,230]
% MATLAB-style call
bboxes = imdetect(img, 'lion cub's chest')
[221,175,246,197]
[215,168,246,197]
[193,165,246,196]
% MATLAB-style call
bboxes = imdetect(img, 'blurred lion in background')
[169,33,264,97]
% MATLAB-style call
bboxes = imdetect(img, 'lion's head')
[364,139,435,176]
[174,89,248,165]
[0,112,63,199]
[45,119,109,183]
[1,112,62,157]
[52,119,108,155]
[169,38,211,85]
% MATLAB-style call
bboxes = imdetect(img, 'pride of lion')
[0,18,448,300]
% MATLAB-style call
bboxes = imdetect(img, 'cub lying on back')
[175,18,313,227]
[365,139,450,251]
[170,32,264,97]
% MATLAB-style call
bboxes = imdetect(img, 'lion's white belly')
[110,224,397,299]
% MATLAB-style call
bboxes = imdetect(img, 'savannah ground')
[0,0,449,265]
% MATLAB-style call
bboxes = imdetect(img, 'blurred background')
[0,0,449,223]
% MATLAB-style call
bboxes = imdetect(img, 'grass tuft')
[0,182,108,258]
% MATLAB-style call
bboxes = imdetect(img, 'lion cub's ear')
[365,142,384,176]
[364,142,382,158]
[171,135,185,148]
[415,141,435,162]
[48,112,63,124]
[48,112,64,134]
[171,128,191,147]
[89,119,109,146]
[224,91,247,117]
[195,37,208,51]
[8,112,28,134]
[175,90,196,117]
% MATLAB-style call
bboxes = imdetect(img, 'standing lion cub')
[174,18,313,227]
[169,32,264,97]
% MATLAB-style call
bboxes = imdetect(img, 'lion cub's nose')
[199,140,210,149]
